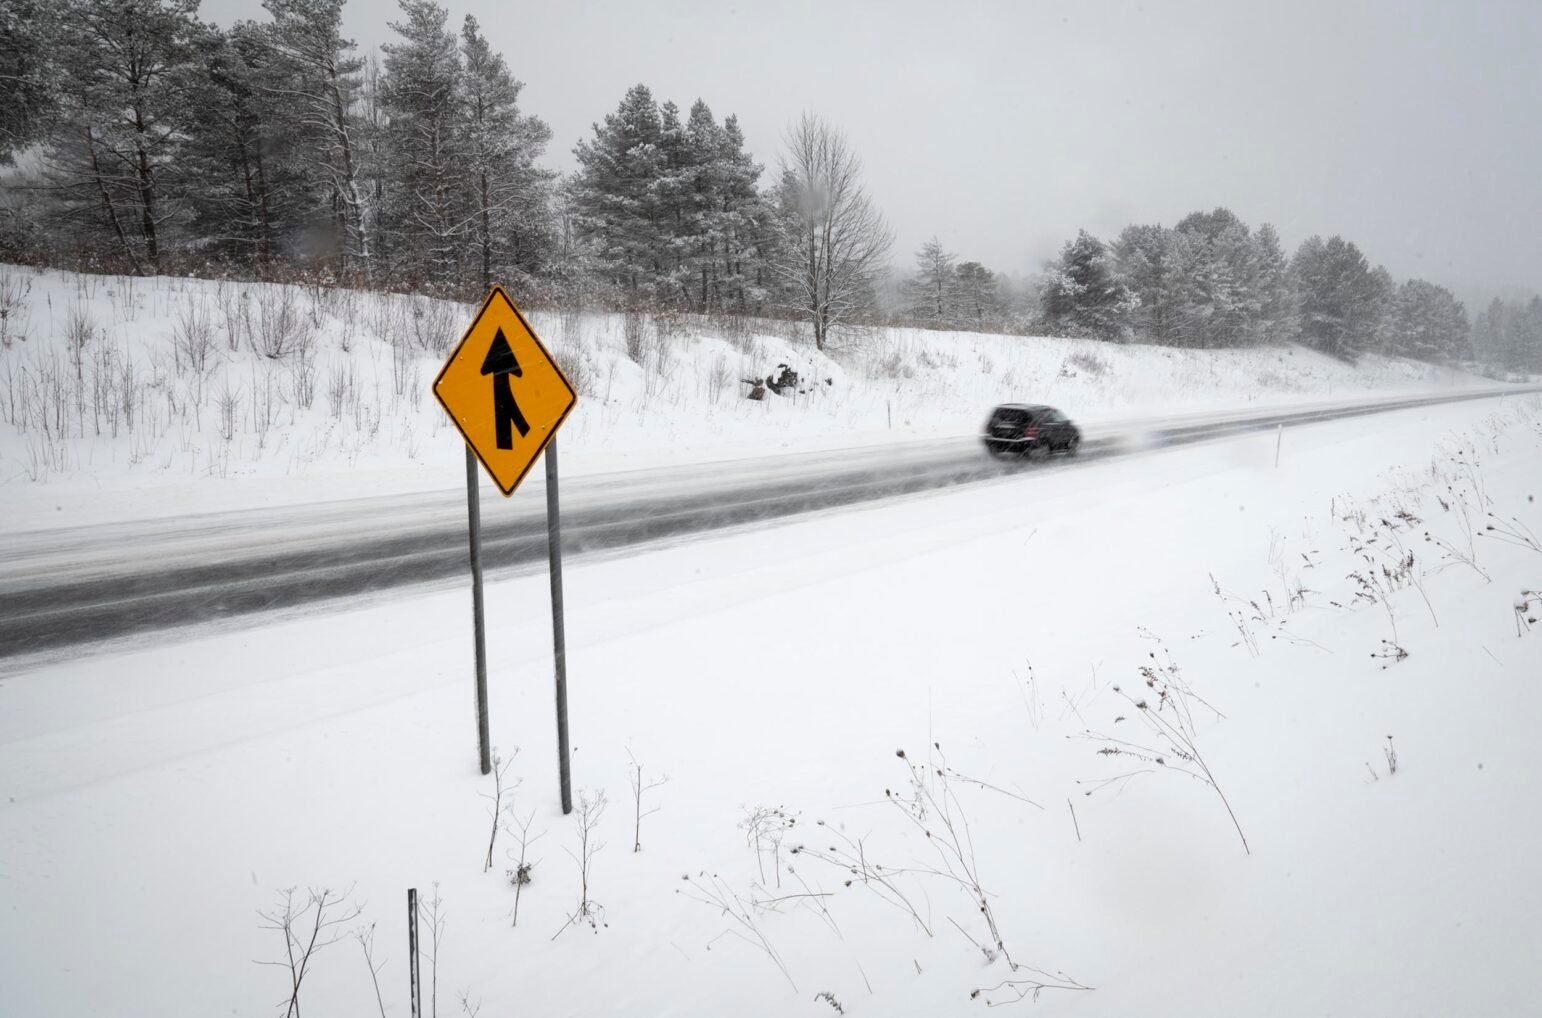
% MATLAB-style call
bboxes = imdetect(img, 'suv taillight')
[1023,426,1038,439]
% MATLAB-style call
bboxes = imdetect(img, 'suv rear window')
[989,407,1034,429]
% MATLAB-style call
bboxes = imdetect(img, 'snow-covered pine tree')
[571,83,668,300]
[1171,208,1259,348]
[380,0,463,289]
[954,261,1000,329]
[0,0,59,164]
[1389,279,1468,362]
[1290,235,1381,362]
[44,0,203,274]
[1113,223,1181,344]
[1040,230,1134,341]
[708,113,771,311]
[1250,223,1294,344]
[458,14,553,291]
[185,21,312,266]
[262,0,371,279]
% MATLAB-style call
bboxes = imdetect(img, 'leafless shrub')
[251,366,281,448]
[707,353,731,404]
[627,752,669,853]
[0,269,31,347]
[1427,486,1489,580]
[418,885,447,1018]
[677,873,796,990]
[739,806,798,887]
[552,790,607,939]
[256,886,361,1018]
[66,303,95,378]
[327,362,356,420]
[882,746,1039,968]
[789,823,932,936]
[623,309,647,364]
[354,922,389,1018]
[482,750,519,872]
[1079,644,1248,854]
[254,287,309,359]
[714,311,757,355]
[217,383,240,442]
[218,287,248,351]
[1061,349,1109,378]
[291,350,317,412]
[409,295,458,354]
[503,809,544,928]
[174,299,217,374]
[553,338,597,398]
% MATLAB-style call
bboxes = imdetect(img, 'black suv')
[982,404,1081,458]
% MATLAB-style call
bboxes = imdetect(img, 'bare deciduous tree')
[770,112,892,350]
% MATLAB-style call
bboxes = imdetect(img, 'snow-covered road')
[3,385,1537,660]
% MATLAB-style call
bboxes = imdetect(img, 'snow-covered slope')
[3,395,1539,1017]
[0,264,1497,525]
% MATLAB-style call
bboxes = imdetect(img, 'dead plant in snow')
[481,749,519,872]
[503,808,543,927]
[552,789,607,939]
[627,751,669,853]
[1078,645,1249,854]
[677,872,797,991]
[173,299,217,374]
[0,269,31,348]
[354,921,389,1018]
[1515,591,1541,637]
[740,806,798,887]
[419,884,447,1018]
[256,886,361,1018]
[1482,513,1542,555]
[971,967,1094,1006]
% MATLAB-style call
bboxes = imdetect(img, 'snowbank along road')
[1,385,1537,660]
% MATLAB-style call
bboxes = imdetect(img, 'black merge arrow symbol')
[480,327,530,449]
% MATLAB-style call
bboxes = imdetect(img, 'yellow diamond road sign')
[434,286,576,496]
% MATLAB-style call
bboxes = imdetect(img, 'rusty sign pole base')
[546,438,573,815]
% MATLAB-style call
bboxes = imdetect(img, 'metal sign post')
[407,888,421,1018]
[434,285,578,805]
[465,446,491,776]
[545,438,573,814]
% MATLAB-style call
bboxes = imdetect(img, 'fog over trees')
[1,0,1537,371]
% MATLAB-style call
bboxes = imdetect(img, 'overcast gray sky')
[207,0,1542,303]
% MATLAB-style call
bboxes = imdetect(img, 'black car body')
[981,404,1081,457]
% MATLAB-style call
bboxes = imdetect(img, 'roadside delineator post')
[433,286,578,810]
[408,888,421,1018]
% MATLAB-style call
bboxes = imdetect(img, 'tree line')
[1,0,1537,369]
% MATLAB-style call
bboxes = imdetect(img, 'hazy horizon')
[199,0,1542,307]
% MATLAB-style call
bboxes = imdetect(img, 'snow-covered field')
[0,264,1497,529]
[3,394,1539,1016]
